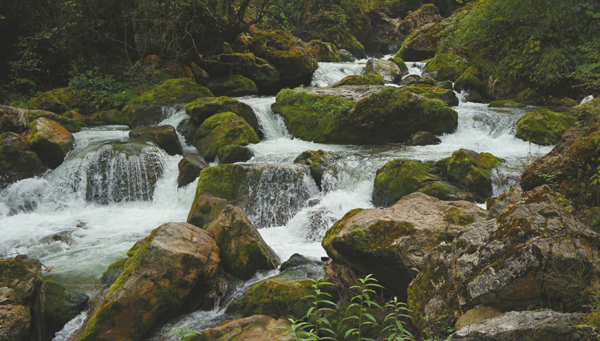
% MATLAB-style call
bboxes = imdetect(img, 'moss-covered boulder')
[0,256,46,341]
[454,67,483,93]
[77,222,220,341]
[177,154,209,188]
[193,112,259,162]
[226,269,338,319]
[455,306,502,331]
[206,74,258,97]
[90,109,122,126]
[403,83,458,106]
[28,117,74,169]
[320,28,366,59]
[293,150,338,190]
[205,205,280,279]
[217,145,254,164]
[129,125,182,155]
[121,78,213,127]
[488,99,526,108]
[372,159,438,207]
[332,74,385,87]
[322,192,486,299]
[397,22,444,61]
[397,4,442,41]
[423,53,467,81]
[444,149,502,199]
[187,192,228,228]
[198,53,280,91]
[184,96,258,135]
[272,86,458,144]
[250,30,319,87]
[408,186,600,339]
[186,315,292,341]
[364,59,407,84]
[0,132,48,189]
[387,56,408,74]
[308,40,342,62]
[406,131,441,146]
[43,280,88,336]
[515,109,576,145]
[30,87,87,113]
[0,105,32,134]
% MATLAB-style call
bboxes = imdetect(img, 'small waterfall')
[159,109,198,154]
[581,95,594,105]
[405,61,426,77]
[237,97,291,140]
[310,61,366,87]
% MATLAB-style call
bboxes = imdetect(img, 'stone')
[184,96,259,136]
[397,4,442,42]
[30,87,87,113]
[188,315,291,341]
[205,205,280,279]
[206,74,258,97]
[455,306,502,331]
[332,74,385,87]
[320,28,366,59]
[403,83,458,106]
[28,117,74,168]
[129,125,183,155]
[359,10,402,54]
[515,108,576,145]
[43,280,88,336]
[397,22,444,61]
[293,150,339,191]
[406,131,442,146]
[280,253,316,271]
[307,40,342,62]
[364,59,407,84]
[423,54,467,81]
[0,105,30,133]
[444,149,502,199]
[78,222,220,341]
[0,132,48,189]
[217,145,254,164]
[372,158,439,207]
[193,112,259,162]
[177,154,209,188]
[187,192,228,228]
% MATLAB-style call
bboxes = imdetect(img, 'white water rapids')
[0,58,553,340]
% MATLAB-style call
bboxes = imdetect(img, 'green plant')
[68,67,133,111]
[343,274,383,341]
[382,297,414,341]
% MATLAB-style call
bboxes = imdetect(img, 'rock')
[0,257,46,341]
[397,4,442,41]
[177,154,209,188]
[206,74,258,97]
[322,193,486,299]
[43,280,88,336]
[332,74,385,87]
[372,158,438,207]
[397,22,443,61]
[90,109,122,125]
[308,40,342,62]
[250,30,319,87]
[129,125,183,155]
[28,117,74,168]
[359,10,402,54]
[78,222,220,341]
[406,131,441,146]
[487,100,525,108]
[217,145,254,164]
[232,35,252,53]
[0,132,48,189]
[293,150,339,191]
[455,306,502,331]
[465,91,483,103]
[193,112,259,162]
[437,80,453,89]
[364,59,407,84]
[320,28,366,59]
[0,105,30,133]
[280,253,316,271]
[444,149,502,199]
[517,88,545,105]
[226,268,337,319]
[338,49,356,62]
[455,67,483,93]
[187,191,228,228]
[205,205,280,279]
[403,83,459,106]
[388,56,408,74]
[121,78,213,127]
[30,87,87,113]
[199,52,280,91]
[450,310,586,341]
[184,96,259,136]
[100,258,127,287]
[515,108,576,145]
[272,86,458,144]
[189,315,291,341]
[423,54,467,81]
[408,185,600,339]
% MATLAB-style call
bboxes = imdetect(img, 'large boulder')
[272,86,458,144]
[193,112,259,162]
[406,131,441,146]
[206,74,258,97]
[0,256,46,341]
[0,105,31,133]
[198,52,280,91]
[454,67,483,93]
[372,158,438,207]
[307,40,342,62]
[293,150,339,191]
[184,96,259,135]
[205,205,280,279]
[250,30,319,88]
[515,109,577,146]
[322,192,487,299]
[121,78,213,127]
[358,10,401,54]
[443,149,502,199]
[185,315,292,341]
[397,4,442,42]
[403,83,459,106]
[77,222,220,341]
[177,154,209,188]
[30,87,87,113]
[129,125,183,155]
[332,74,385,87]
[423,54,468,81]
[397,22,444,61]
[187,192,228,228]
[364,59,408,84]
[408,186,600,339]
[43,280,88,336]
[28,117,74,168]
[217,145,254,164]
[0,132,48,189]
[319,28,366,59]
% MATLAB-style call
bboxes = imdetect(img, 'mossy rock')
[332,74,385,87]
[187,191,228,228]
[0,132,48,189]
[90,109,122,125]
[121,78,213,127]
[101,258,128,287]
[405,131,441,146]
[445,149,502,198]
[200,53,280,90]
[44,279,89,335]
[250,30,318,87]
[226,271,338,319]
[465,90,483,103]
[206,74,258,97]
[488,99,526,108]
[397,22,443,61]
[403,83,458,106]
[308,40,342,62]
[28,117,74,169]
[320,27,366,59]
[129,125,183,155]
[373,158,439,207]
[419,180,464,200]
[364,59,407,83]
[517,88,545,105]
[436,80,453,90]
[184,96,259,134]
[192,164,248,203]
[272,87,458,144]
[516,109,576,145]
[30,87,87,113]
[387,56,408,74]
[423,54,467,81]
[293,149,338,190]
[193,112,259,162]
[454,67,483,92]
[27,109,89,132]
[177,154,208,188]
[280,253,315,271]
[217,145,254,164]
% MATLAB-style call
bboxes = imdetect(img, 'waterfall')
[237,97,291,140]
[310,60,367,87]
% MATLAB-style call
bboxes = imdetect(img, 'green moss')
[419,181,462,200]
[423,54,467,81]
[516,108,576,145]
[352,220,415,253]
[322,208,364,248]
[445,207,475,225]
[184,96,258,132]
[207,74,257,97]
[454,67,482,92]
[101,258,127,286]
[488,100,526,108]
[193,164,247,202]
[373,158,438,206]
[403,83,458,106]
[446,149,502,197]
[194,112,259,161]
[388,56,408,73]
[0,259,29,288]
[332,74,385,87]
[321,27,365,58]
[217,145,254,164]
[308,40,342,62]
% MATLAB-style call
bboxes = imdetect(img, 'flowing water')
[0,58,553,340]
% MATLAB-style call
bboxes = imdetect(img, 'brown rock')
[28,117,74,168]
